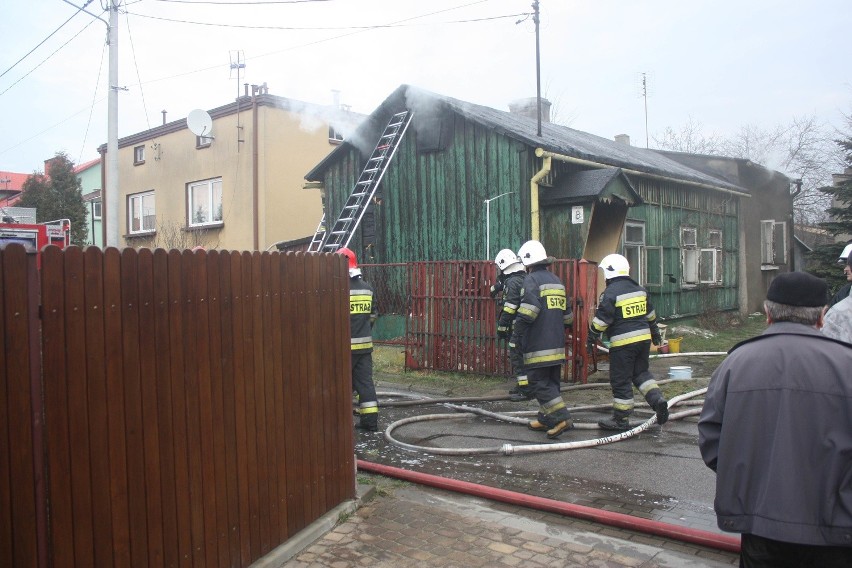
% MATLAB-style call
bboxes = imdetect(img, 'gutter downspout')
[252,85,260,251]
[530,155,551,240]
[790,178,803,270]
[534,148,750,198]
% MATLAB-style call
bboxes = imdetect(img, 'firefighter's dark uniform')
[589,276,667,428]
[496,271,528,397]
[511,265,574,437]
[349,271,379,431]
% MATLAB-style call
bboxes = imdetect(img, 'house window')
[128,191,155,234]
[133,145,145,165]
[681,226,698,285]
[92,201,102,220]
[188,178,223,227]
[700,230,724,284]
[761,220,787,266]
[623,221,645,284]
[328,126,344,143]
[196,135,213,148]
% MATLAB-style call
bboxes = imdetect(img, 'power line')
[124,10,526,31]
[125,9,152,131]
[77,39,108,165]
[0,1,96,79]
[151,0,332,3]
[0,18,100,97]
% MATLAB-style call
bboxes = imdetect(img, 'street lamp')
[484,191,515,260]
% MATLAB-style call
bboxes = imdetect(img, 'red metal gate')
[404,260,597,383]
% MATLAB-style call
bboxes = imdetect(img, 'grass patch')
[669,313,767,353]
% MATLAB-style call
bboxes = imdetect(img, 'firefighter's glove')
[497,326,509,340]
[489,281,504,298]
[650,328,662,346]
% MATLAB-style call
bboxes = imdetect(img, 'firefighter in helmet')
[511,240,575,438]
[588,253,669,431]
[493,248,532,401]
[337,247,380,432]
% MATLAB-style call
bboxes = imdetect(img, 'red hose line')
[357,459,740,554]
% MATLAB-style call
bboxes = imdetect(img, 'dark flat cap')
[766,271,828,307]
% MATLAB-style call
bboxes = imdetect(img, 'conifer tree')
[18,152,89,245]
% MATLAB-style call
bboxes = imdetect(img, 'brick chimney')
[508,97,551,123]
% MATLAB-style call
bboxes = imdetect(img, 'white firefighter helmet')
[838,242,852,265]
[517,240,548,267]
[494,249,524,274]
[599,253,630,280]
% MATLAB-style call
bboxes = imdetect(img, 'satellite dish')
[187,109,214,138]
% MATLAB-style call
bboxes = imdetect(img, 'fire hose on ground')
[357,381,740,554]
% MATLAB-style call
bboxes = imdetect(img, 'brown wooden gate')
[1,245,355,568]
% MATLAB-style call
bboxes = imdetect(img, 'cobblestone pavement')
[281,478,738,568]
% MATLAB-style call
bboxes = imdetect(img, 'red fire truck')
[0,218,72,254]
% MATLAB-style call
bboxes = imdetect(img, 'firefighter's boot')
[644,388,669,425]
[598,409,631,431]
[653,399,669,425]
[546,419,574,439]
[356,413,378,432]
[527,419,548,432]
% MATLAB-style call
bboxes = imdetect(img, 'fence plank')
[104,247,132,567]
[41,246,75,568]
[3,246,40,568]
[269,253,289,542]
[229,252,252,565]
[204,251,231,567]
[151,249,180,568]
[64,247,96,567]
[250,253,271,555]
[120,248,150,568]
[138,249,166,566]
[0,249,13,568]
[260,253,280,546]
[167,249,193,568]
[217,253,243,566]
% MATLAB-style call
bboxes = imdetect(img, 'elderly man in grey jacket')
[698,271,852,567]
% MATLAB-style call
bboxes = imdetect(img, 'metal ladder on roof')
[307,110,413,253]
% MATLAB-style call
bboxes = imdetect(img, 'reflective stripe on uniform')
[608,329,651,347]
[591,316,609,333]
[502,301,519,314]
[517,302,540,318]
[516,374,529,387]
[542,396,566,414]
[350,290,373,315]
[351,336,373,350]
[614,291,647,318]
[638,379,660,395]
[564,312,574,326]
[523,348,565,365]
[359,401,378,414]
[613,397,634,411]
[539,284,567,310]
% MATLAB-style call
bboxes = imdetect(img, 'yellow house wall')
[116,102,341,251]
[257,105,336,249]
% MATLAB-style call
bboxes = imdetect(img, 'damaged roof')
[306,84,749,196]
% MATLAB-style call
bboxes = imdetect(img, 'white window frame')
[680,226,698,286]
[188,178,223,227]
[133,145,145,165]
[623,221,645,285]
[761,219,787,267]
[328,125,344,143]
[92,201,102,220]
[128,191,155,234]
[196,135,213,148]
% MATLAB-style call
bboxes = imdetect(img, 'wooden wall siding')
[627,178,740,318]
[0,245,354,568]
[323,113,533,263]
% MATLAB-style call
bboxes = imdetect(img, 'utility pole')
[60,0,119,246]
[533,0,542,137]
[106,0,119,247]
[643,72,649,148]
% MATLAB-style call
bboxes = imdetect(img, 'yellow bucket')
[668,337,683,353]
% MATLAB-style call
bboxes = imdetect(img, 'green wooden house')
[304,85,793,319]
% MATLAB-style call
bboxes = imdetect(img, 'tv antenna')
[638,72,651,148]
[230,50,246,149]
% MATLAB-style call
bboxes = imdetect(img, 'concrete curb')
[249,483,376,568]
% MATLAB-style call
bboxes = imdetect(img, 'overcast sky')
[2,0,850,175]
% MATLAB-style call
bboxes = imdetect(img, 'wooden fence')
[1,245,355,568]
